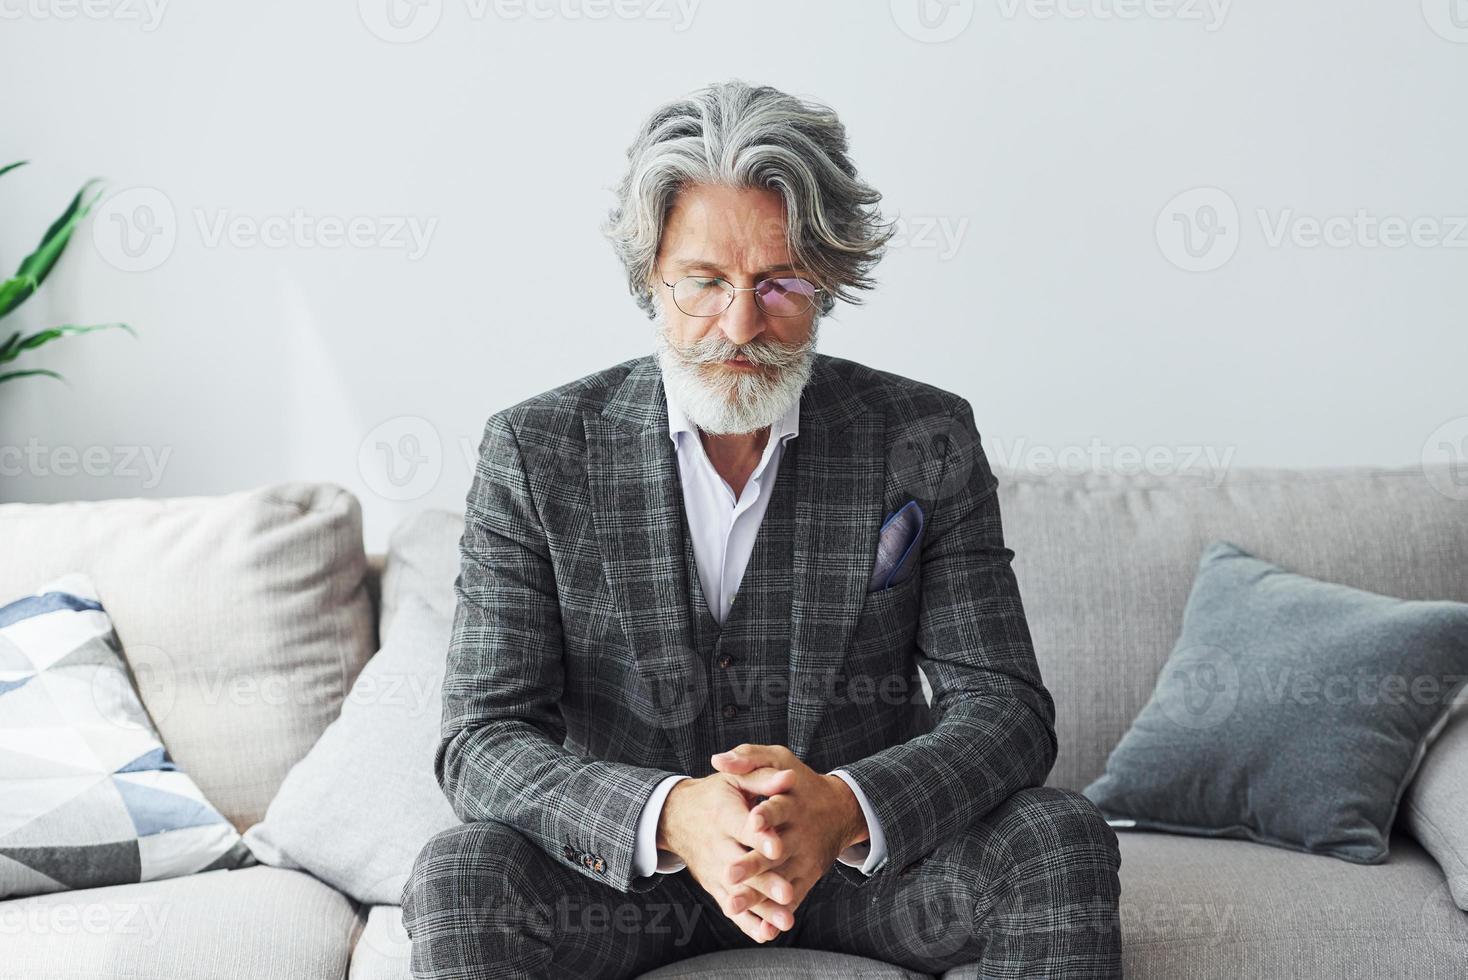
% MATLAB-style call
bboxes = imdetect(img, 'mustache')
[673,331,817,369]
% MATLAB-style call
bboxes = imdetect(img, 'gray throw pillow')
[241,593,459,903]
[1083,540,1468,864]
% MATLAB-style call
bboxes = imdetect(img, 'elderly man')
[402,79,1122,979]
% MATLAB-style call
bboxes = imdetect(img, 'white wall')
[3,0,1465,549]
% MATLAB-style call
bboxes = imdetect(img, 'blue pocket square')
[868,499,925,592]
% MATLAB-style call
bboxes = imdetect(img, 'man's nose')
[718,287,766,345]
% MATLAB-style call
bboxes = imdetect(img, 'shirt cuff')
[633,774,692,878]
[829,769,887,875]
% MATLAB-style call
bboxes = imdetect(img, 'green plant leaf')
[0,323,134,365]
[0,368,65,384]
[0,161,28,180]
[0,177,104,320]
[6,321,134,361]
[0,276,33,318]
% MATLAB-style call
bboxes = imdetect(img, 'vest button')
[717,654,733,669]
[721,703,738,720]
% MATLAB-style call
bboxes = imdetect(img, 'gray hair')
[603,79,895,320]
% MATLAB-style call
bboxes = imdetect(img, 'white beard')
[652,314,819,436]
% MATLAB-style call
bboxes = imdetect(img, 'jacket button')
[592,856,606,874]
[717,654,733,669]
[563,845,576,861]
[721,703,738,720]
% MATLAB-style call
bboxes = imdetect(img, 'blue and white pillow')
[0,574,254,899]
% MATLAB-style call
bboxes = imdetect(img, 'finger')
[727,819,783,866]
[747,793,794,833]
[738,823,783,863]
[744,895,795,932]
[726,841,782,885]
[711,744,786,773]
[732,908,781,943]
[714,885,784,943]
[724,767,796,800]
[731,869,795,906]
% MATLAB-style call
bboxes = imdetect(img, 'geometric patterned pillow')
[0,573,255,899]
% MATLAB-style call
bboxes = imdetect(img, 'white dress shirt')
[632,379,888,879]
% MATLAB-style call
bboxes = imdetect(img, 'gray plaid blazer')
[437,352,1058,895]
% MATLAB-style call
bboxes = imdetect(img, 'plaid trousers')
[400,784,1122,979]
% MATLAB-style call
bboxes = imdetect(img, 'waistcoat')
[676,437,799,776]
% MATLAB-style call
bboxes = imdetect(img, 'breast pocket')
[856,570,921,637]
[840,571,922,717]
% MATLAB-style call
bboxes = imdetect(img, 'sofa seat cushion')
[1107,830,1468,980]
[345,904,934,980]
[348,904,412,980]
[353,831,1468,979]
[634,948,932,979]
[0,865,360,980]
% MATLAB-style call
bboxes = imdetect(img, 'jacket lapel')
[584,354,885,774]
[585,357,702,776]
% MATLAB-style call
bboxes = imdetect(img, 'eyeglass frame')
[657,272,826,318]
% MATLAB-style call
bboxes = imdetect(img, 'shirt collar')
[665,377,801,451]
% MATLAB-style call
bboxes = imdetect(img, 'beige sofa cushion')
[377,509,462,640]
[0,865,360,980]
[0,483,377,832]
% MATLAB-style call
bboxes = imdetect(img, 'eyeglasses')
[659,274,824,318]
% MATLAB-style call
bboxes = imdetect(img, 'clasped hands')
[655,743,869,943]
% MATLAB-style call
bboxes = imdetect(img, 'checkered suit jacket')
[436,352,1057,895]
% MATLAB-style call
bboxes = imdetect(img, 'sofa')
[1,461,1465,979]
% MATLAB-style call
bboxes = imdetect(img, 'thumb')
[711,747,774,773]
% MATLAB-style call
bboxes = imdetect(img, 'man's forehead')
[660,232,796,273]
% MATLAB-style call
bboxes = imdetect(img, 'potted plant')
[1,161,133,384]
